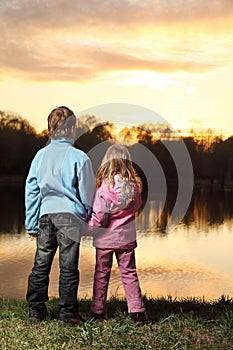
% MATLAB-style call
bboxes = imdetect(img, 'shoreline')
[0,175,25,186]
[1,175,233,190]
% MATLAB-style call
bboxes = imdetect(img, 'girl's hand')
[28,234,38,241]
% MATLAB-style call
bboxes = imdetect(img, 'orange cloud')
[0,0,232,82]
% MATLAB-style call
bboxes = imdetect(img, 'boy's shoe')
[29,308,48,322]
[92,313,107,323]
[58,314,85,326]
[130,312,147,326]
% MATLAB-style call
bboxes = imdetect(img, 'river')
[0,185,233,301]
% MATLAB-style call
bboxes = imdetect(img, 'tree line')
[0,110,233,188]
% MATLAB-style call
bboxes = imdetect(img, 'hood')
[113,174,135,207]
[98,174,138,214]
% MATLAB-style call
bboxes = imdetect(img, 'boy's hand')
[28,233,38,241]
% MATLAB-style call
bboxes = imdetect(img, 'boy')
[25,106,95,324]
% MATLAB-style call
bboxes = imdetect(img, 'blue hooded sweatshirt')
[25,138,95,234]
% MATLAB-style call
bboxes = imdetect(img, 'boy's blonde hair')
[96,143,142,191]
[47,106,76,138]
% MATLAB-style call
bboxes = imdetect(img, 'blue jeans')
[26,213,81,319]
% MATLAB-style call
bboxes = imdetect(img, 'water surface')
[0,186,233,301]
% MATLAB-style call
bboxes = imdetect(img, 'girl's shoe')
[92,313,107,323]
[130,312,147,326]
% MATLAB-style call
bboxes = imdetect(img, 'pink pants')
[91,248,145,314]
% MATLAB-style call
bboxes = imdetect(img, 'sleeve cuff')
[27,230,39,235]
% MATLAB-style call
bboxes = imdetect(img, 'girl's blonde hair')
[96,143,142,191]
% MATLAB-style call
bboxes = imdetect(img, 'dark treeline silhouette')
[0,111,233,234]
[0,111,48,177]
[76,118,233,189]
[0,111,233,189]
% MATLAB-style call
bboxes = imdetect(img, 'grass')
[0,295,233,350]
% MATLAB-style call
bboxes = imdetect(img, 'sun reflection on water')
[1,219,233,301]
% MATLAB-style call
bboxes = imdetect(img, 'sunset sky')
[0,0,232,138]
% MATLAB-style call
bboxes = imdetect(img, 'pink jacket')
[88,174,142,249]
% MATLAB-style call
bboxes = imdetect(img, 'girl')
[88,143,147,325]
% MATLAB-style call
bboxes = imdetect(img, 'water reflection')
[0,186,233,300]
[137,187,233,233]
[0,185,25,233]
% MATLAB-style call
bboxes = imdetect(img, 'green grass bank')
[0,295,233,350]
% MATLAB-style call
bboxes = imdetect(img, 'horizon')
[0,106,233,146]
[1,107,232,142]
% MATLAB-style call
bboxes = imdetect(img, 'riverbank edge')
[1,175,233,190]
[1,294,232,321]
[0,175,25,186]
